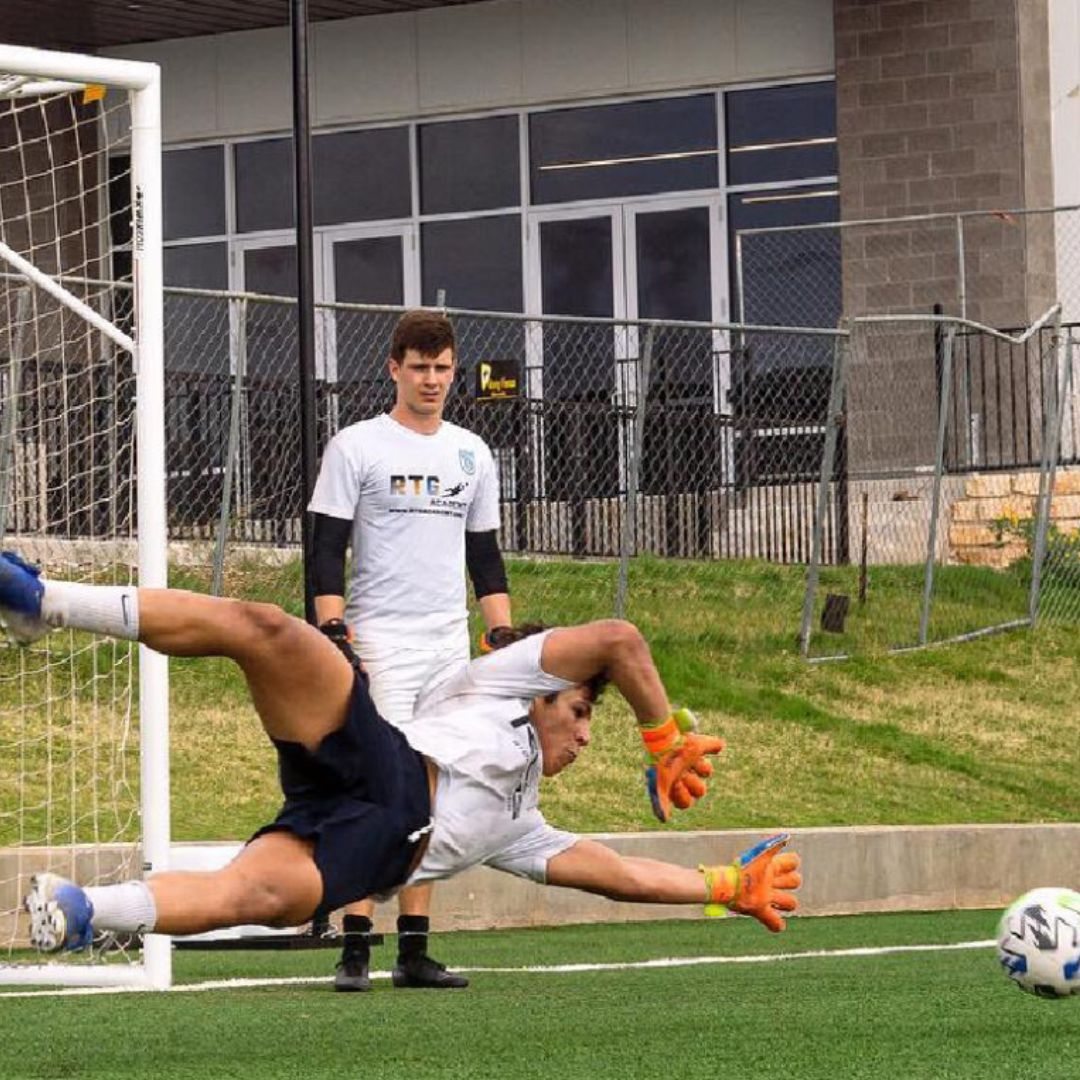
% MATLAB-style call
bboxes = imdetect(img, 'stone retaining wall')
[949,467,1080,567]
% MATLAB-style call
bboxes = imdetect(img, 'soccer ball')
[997,887,1080,998]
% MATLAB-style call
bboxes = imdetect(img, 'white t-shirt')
[308,414,501,651]
[405,631,581,885]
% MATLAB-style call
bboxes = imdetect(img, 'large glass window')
[314,127,411,225]
[333,236,405,306]
[728,186,839,328]
[420,115,520,215]
[164,146,226,240]
[421,215,522,313]
[234,138,293,233]
[726,82,836,187]
[529,95,718,205]
[164,243,228,290]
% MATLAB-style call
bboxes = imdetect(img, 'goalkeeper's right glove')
[699,833,802,933]
[319,618,363,674]
[639,707,725,823]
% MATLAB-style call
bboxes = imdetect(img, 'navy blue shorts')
[250,673,432,912]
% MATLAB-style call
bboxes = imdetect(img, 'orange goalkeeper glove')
[478,626,515,654]
[700,833,802,933]
[640,707,725,823]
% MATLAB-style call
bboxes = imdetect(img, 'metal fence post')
[955,215,967,320]
[0,288,29,544]
[919,323,956,646]
[735,232,747,326]
[212,296,247,596]
[1029,310,1068,625]
[615,325,655,619]
[799,327,848,657]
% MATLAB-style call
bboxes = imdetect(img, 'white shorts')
[362,638,470,727]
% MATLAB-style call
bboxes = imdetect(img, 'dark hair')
[389,309,456,361]
[489,623,609,705]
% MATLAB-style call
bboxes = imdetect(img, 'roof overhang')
[0,1,486,52]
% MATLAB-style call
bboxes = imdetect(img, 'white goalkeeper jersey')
[405,631,581,885]
[308,414,501,652]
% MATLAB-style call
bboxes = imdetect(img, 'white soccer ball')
[997,887,1080,998]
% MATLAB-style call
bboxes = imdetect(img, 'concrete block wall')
[5,824,1079,946]
[834,0,1056,328]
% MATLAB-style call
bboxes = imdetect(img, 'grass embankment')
[2,555,1078,844]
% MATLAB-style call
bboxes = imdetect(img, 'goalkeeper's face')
[530,686,593,776]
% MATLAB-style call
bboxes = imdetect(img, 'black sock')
[397,914,429,963]
[342,914,373,959]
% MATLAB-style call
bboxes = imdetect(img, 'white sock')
[84,880,157,934]
[41,581,140,640]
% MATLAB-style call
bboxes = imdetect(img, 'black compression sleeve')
[311,513,352,597]
[465,529,509,600]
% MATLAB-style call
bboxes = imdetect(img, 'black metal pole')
[291,0,318,626]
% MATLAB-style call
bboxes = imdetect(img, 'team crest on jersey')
[459,449,476,475]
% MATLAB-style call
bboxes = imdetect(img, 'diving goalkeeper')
[0,552,801,952]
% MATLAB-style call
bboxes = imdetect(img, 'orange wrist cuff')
[639,716,679,755]
[699,864,738,914]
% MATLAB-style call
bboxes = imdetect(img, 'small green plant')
[992,511,1080,565]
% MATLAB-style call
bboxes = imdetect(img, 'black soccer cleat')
[333,953,372,992]
[391,953,469,989]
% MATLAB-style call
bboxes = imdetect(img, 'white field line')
[0,938,995,999]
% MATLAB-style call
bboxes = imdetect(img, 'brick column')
[835,0,1055,487]
[834,0,1054,326]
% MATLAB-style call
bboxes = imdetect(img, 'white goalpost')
[0,44,169,988]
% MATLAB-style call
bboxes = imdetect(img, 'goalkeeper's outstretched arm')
[545,834,802,933]
[540,622,727,823]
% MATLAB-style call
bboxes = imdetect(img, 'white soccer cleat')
[24,872,95,952]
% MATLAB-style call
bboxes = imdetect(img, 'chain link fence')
[735,205,1080,331]
[149,289,847,625]
[800,308,1079,660]
[3,276,1079,655]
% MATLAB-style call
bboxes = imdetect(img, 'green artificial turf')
[2,912,1077,1080]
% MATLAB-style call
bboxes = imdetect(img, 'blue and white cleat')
[24,873,95,952]
[0,551,49,645]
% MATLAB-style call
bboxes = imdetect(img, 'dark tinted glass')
[530,95,717,204]
[108,155,131,247]
[164,146,226,240]
[244,244,297,296]
[243,246,297,381]
[163,244,230,375]
[635,207,711,323]
[540,216,613,318]
[164,243,228,289]
[634,207,714,415]
[333,236,404,305]
[314,127,411,226]
[728,187,839,330]
[235,139,293,233]
[726,81,836,186]
[420,115,520,214]
[422,215,522,313]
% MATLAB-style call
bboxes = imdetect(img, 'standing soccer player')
[309,309,511,991]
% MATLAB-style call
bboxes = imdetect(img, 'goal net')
[0,46,168,988]
[801,306,1064,660]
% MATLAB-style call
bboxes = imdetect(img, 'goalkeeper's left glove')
[699,833,802,933]
[639,707,725,823]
